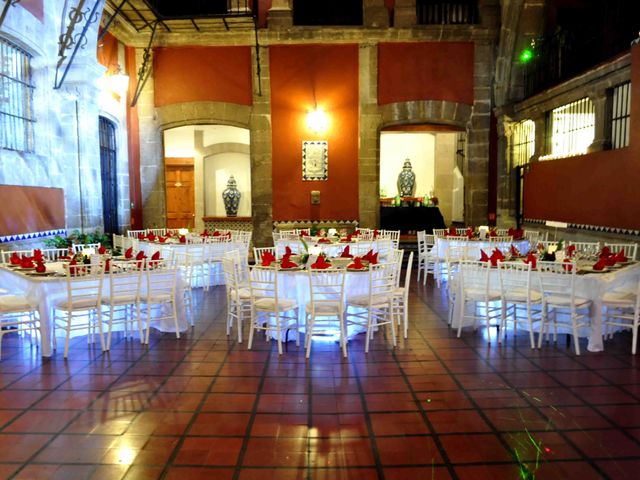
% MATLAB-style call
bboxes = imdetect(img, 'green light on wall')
[519,48,534,63]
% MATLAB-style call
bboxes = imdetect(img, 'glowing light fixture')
[306,107,329,133]
[178,228,189,236]
[519,48,534,63]
[109,71,130,97]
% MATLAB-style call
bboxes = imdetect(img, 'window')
[417,0,479,25]
[543,98,594,160]
[510,119,535,168]
[610,82,631,149]
[0,37,35,152]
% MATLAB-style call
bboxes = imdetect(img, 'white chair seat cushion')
[503,289,543,303]
[305,302,343,315]
[462,288,501,301]
[55,297,99,310]
[602,291,636,308]
[544,295,591,308]
[0,295,36,312]
[347,294,392,307]
[102,294,138,306]
[254,297,297,311]
[230,287,251,299]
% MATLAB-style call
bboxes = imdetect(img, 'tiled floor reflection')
[0,277,639,479]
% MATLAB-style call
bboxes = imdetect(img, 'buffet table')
[0,263,187,357]
[451,262,640,352]
[380,206,446,234]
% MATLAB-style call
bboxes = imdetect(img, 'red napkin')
[562,259,573,272]
[299,230,309,237]
[147,233,156,242]
[69,257,79,275]
[104,258,111,273]
[353,230,360,237]
[318,238,331,244]
[363,249,374,262]
[10,252,20,265]
[261,251,276,267]
[225,232,232,240]
[489,229,497,237]
[449,227,458,236]
[599,246,611,259]
[98,244,106,255]
[373,229,380,238]
[593,258,607,271]
[20,257,34,268]
[604,255,617,267]
[280,257,298,269]
[466,228,474,239]
[311,255,331,269]
[35,261,46,273]
[566,245,576,258]
[347,257,365,270]
[179,235,186,244]
[285,246,292,256]
[151,251,161,261]
[158,236,167,243]
[137,233,146,240]
[33,249,43,262]
[510,244,520,257]
[480,249,489,262]
[489,249,504,267]
[166,231,173,237]
[514,229,524,240]
[369,252,379,265]
[508,227,514,237]
[125,246,134,259]
[615,249,628,263]
[341,246,352,258]
[201,229,209,237]
[524,252,537,270]
[135,251,146,261]
[212,230,221,237]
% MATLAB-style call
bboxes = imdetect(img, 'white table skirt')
[436,238,531,260]
[450,263,640,352]
[0,264,187,357]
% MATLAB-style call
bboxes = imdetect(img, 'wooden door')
[99,116,119,235]
[165,158,195,229]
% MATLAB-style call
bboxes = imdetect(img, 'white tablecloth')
[275,239,379,258]
[451,262,640,352]
[436,237,531,260]
[0,263,187,357]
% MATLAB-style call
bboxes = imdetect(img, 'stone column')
[495,118,516,224]
[363,0,389,28]
[267,0,293,28]
[587,89,611,152]
[250,46,274,247]
[394,0,416,28]
[358,43,383,229]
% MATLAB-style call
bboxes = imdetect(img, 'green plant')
[43,235,72,248]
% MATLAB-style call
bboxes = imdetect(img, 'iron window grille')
[510,119,535,169]
[543,98,594,160]
[610,82,631,150]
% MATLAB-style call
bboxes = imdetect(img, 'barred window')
[610,82,631,149]
[510,119,535,168]
[0,37,35,152]
[543,98,594,160]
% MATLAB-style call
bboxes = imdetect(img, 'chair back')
[568,241,600,257]
[173,252,194,287]
[127,230,146,238]
[459,261,492,294]
[537,260,577,306]
[369,263,396,302]
[145,260,178,300]
[41,248,70,261]
[497,261,535,300]
[380,230,400,249]
[249,265,279,304]
[307,268,346,316]
[146,228,166,236]
[112,234,125,251]
[107,260,142,303]
[224,249,249,283]
[63,261,105,308]
[72,243,101,254]
[524,230,540,244]
[417,231,427,256]
[222,256,241,295]
[432,229,447,238]
[375,238,393,259]
[254,247,276,264]
[401,251,414,295]
[358,228,374,241]
[387,249,405,287]
[489,235,513,243]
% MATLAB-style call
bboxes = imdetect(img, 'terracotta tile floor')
[0,277,639,479]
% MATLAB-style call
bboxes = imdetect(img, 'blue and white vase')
[397,159,416,197]
[222,176,241,217]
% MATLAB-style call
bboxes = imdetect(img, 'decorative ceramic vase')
[397,159,416,197]
[222,176,241,217]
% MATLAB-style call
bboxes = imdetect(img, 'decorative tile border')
[0,229,67,244]
[524,218,640,236]
[273,220,359,231]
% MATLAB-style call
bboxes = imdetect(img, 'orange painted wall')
[125,46,143,228]
[378,42,475,105]
[97,32,119,73]
[153,46,252,107]
[523,43,640,230]
[270,44,359,221]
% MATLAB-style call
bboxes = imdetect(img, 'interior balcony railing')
[416,0,479,25]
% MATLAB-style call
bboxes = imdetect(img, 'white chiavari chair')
[0,291,40,359]
[127,230,146,239]
[101,259,142,349]
[456,261,502,342]
[602,280,640,354]
[568,241,601,258]
[432,229,447,238]
[222,256,251,343]
[146,228,166,237]
[72,243,101,254]
[392,251,414,339]
[140,260,180,344]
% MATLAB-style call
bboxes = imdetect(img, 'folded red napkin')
[489,249,504,267]
[363,249,373,261]
[179,235,186,244]
[513,229,524,240]
[510,244,520,257]
[615,249,628,263]
[604,255,617,267]
[373,229,380,238]
[10,252,20,265]
[151,251,161,261]
[466,228,474,239]
[480,249,489,262]
[32,249,43,262]
[353,230,360,237]
[98,244,106,255]
[261,251,276,267]
[285,246,292,256]
[20,257,34,268]
[369,252,379,265]
[137,233,146,240]
[347,257,365,269]
[125,246,134,259]
[212,230,221,237]
[599,246,611,259]
[136,251,146,261]
[280,257,298,269]
[158,236,167,243]
[318,238,331,244]
[104,258,111,273]
[489,229,497,237]
[593,258,607,271]
[566,245,576,258]
[69,257,79,275]
[201,229,209,237]
[524,252,537,270]
[166,231,173,237]
[35,261,46,273]
[562,259,573,272]
[311,255,331,269]
[341,246,352,258]
[299,230,309,237]
[449,227,458,236]
[147,233,156,242]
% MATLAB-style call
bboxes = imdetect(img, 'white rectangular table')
[0,263,187,357]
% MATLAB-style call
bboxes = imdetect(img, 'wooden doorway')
[165,158,195,229]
